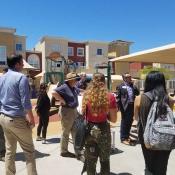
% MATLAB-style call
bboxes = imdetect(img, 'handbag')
[143,92,175,150]
[74,113,88,151]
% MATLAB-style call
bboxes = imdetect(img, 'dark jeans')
[141,143,171,175]
[37,112,49,139]
[120,103,134,141]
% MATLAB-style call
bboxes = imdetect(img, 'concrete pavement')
[0,121,175,175]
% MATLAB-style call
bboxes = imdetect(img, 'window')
[28,54,40,69]
[0,46,6,65]
[77,48,84,56]
[68,47,74,56]
[50,44,59,52]
[16,43,22,51]
[97,48,103,55]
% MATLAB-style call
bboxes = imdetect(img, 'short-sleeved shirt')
[86,93,117,123]
[54,82,80,108]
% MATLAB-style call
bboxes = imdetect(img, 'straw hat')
[65,72,79,81]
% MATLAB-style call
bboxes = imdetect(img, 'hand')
[26,115,35,129]
[59,100,66,106]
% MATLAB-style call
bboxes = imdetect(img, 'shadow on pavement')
[15,150,50,161]
[110,148,123,155]
[117,173,133,175]
[110,173,118,175]
[47,137,60,144]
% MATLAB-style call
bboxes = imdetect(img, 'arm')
[108,108,117,123]
[133,85,140,96]
[134,95,141,121]
[19,76,35,127]
[108,93,118,123]
[169,96,175,110]
[52,90,66,105]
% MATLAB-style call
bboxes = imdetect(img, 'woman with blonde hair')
[82,73,117,175]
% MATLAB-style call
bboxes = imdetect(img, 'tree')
[139,66,172,80]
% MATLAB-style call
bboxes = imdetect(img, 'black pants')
[120,104,134,141]
[37,112,49,139]
[141,142,171,175]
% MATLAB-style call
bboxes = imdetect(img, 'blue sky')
[0,0,175,53]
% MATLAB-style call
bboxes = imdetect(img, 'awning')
[35,71,45,78]
[110,43,175,64]
[23,59,37,70]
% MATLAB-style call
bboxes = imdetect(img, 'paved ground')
[0,119,175,175]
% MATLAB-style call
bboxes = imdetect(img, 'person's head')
[144,71,166,93]
[92,72,105,87]
[39,83,48,92]
[65,72,79,87]
[80,72,86,80]
[144,71,168,115]
[7,54,23,72]
[122,72,132,83]
[2,67,8,74]
[82,73,109,114]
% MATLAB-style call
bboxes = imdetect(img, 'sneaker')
[36,136,43,141]
[60,151,76,158]
[42,139,47,144]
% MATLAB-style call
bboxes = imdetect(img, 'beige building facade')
[35,36,68,72]
[0,27,26,71]
[108,40,133,75]
[85,41,109,74]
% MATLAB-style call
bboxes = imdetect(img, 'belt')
[62,105,76,109]
[1,113,14,118]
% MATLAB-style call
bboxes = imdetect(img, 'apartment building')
[0,27,26,71]
[108,40,133,75]
[34,36,110,82]
[85,41,109,74]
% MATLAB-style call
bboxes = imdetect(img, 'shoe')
[42,139,47,144]
[121,140,130,145]
[0,156,5,161]
[76,154,85,162]
[36,136,43,141]
[60,151,76,158]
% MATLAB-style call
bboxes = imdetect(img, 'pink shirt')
[86,93,117,123]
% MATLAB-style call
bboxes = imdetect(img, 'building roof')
[0,27,16,34]
[110,43,175,64]
[109,40,133,45]
[39,36,69,43]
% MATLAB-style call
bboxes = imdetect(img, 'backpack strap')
[140,91,154,130]
[144,92,153,101]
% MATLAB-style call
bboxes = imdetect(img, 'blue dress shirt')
[0,69,32,117]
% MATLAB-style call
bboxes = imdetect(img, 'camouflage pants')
[85,122,111,175]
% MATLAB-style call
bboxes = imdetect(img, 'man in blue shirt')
[52,72,81,158]
[0,54,37,175]
[0,67,8,161]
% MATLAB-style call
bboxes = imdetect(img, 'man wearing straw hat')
[52,72,81,158]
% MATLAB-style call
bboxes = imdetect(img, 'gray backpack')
[143,92,175,150]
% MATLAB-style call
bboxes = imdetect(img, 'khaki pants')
[0,114,37,175]
[59,106,77,153]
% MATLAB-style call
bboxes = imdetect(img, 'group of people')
[0,54,174,175]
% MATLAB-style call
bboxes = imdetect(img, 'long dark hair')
[144,71,168,115]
